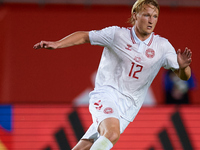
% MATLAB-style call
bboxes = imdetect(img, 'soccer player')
[33,0,192,149]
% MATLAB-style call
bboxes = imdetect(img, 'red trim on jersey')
[147,33,154,46]
[128,27,154,46]
[128,27,136,44]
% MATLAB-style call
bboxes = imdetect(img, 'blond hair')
[128,0,160,25]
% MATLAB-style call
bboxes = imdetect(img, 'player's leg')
[90,117,120,150]
[72,116,129,150]
[72,139,93,150]
[99,117,120,145]
[72,123,98,150]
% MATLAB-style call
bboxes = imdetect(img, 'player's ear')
[132,12,137,21]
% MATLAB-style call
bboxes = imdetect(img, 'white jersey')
[89,26,179,121]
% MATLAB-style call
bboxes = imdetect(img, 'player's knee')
[104,130,120,144]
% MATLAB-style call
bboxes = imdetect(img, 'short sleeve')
[89,26,118,47]
[162,40,179,70]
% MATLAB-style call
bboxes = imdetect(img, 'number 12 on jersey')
[129,62,143,79]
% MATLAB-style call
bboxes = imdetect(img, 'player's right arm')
[33,31,90,50]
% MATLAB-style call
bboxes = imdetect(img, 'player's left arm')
[174,47,192,81]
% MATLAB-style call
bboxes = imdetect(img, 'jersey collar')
[131,26,154,46]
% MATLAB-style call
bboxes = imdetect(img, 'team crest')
[104,107,113,114]
[145,49,155,58]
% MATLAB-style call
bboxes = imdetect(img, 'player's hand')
[33,41,58,50]
[177,47,192,69]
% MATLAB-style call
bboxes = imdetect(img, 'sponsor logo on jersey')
[104,107,113,114]
[145,48,155,58]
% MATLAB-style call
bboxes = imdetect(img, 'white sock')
[90,136,113,150]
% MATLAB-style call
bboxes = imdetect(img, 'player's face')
[134,4,159,39]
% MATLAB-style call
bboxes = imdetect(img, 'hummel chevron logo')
[125,44,132,51]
